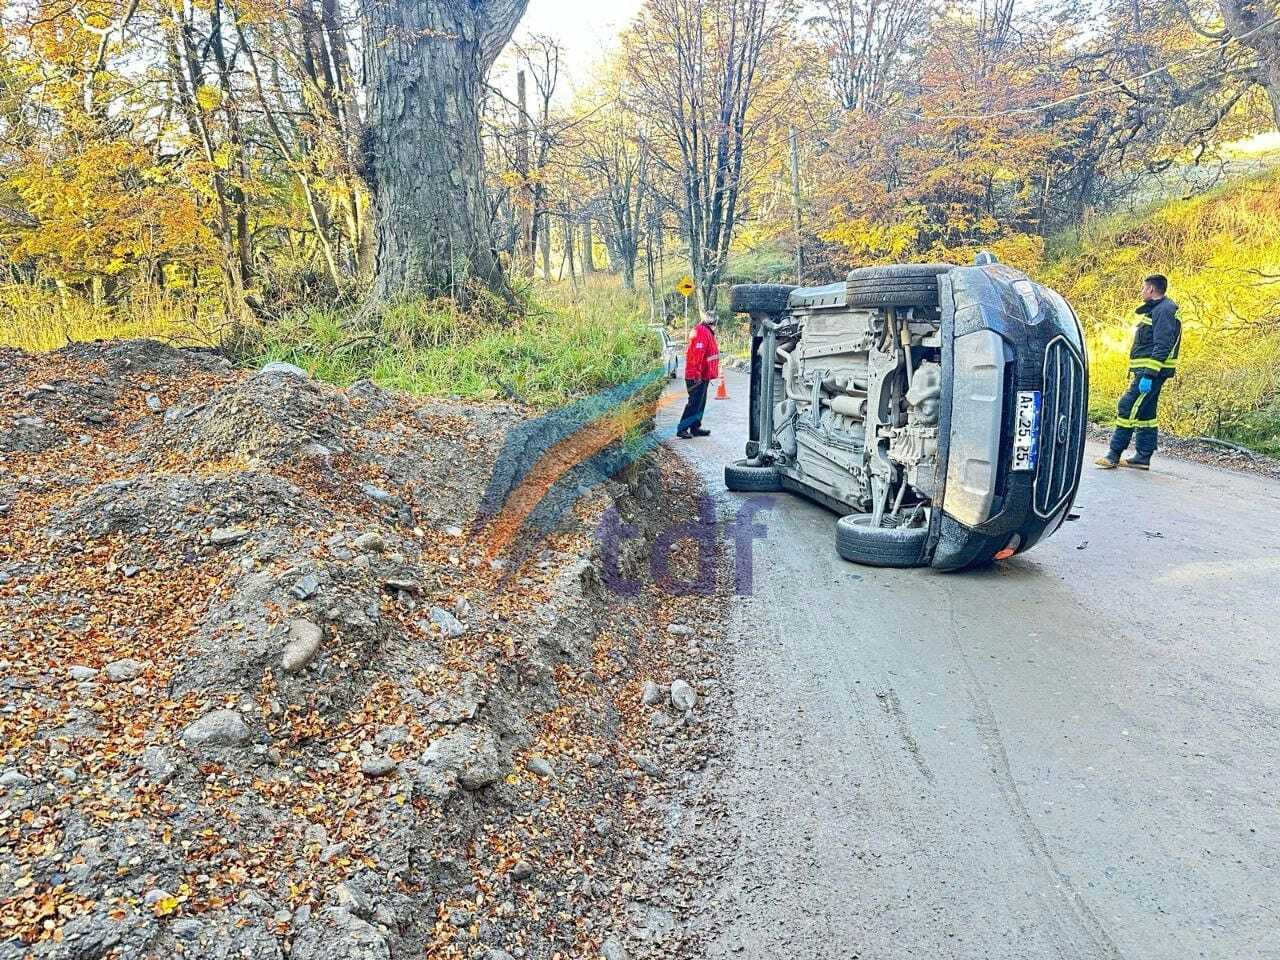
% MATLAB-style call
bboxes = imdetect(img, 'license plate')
[1012,390,1041,472]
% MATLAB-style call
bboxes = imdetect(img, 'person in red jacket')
[678,314,720,439]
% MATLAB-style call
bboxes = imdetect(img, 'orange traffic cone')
[714,378,729,400]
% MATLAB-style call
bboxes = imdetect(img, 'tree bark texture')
[582,221,596,273]
[362,0,528,300]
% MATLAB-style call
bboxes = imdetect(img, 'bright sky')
[513,0,646,92]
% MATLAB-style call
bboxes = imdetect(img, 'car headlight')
[1042,288,1084,352]
[1011,279,1043,324]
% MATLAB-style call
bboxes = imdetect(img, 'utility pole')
[789,126,804,285]
[516,70,532,273]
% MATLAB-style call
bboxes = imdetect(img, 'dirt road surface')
[661,369,1280,960]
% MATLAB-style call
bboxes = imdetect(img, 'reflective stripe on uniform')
[1115,416,1158,428]
[1130,357,1162,371]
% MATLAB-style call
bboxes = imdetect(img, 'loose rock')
[68,664,98,682]
[640,680,664,707]
[291,572,321,600]
[509,860,534,882]
[666,623,695,637]
[0,769,32,790]
[428,607,466,638]
[282,619,324,673]
[103,658,145,683]
[181,709,251,748]
[526,756,554,778]
[360,754,397,778]
[210,525,250,547]
[670,679,698,712]
[173,918,204,941]
[260,360,309,378]
[353,531,385,553]
[422,725,503,791]
[601,937,628,960]
[140,745,177,784]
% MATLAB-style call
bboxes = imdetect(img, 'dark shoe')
[691,427,711,437]
[676,430,693,439]
[1095,454,1119,469]
[1120,455,1151,470]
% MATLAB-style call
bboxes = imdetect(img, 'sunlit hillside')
[1044,167,1280,454]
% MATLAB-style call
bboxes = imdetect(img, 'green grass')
[0,274,662,410]
[252,275,661,408]
[1041,168,1280,453]
[0,284,218,351]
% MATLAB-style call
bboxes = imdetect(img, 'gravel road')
[661,369,1280,960]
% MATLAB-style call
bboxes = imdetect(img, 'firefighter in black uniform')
[1096,274,1182,471]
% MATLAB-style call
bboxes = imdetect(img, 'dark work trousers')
[679,378,709,432]
[1108,374,1166,458]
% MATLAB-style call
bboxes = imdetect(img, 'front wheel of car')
[725,460,783,492]
[834,514,929,568]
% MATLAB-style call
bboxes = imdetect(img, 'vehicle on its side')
[725,255,1088,570]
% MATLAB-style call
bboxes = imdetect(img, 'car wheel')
[729,283,797,315]
[834,514,929,568]
[725,459,783,492]
[845,264,953,309]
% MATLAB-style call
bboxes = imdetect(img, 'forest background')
[1,0,1278,450]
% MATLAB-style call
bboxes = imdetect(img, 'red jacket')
[685,323,720,381]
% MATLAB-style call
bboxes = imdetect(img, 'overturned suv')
[726,257,1087,570]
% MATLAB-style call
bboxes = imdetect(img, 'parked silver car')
[650,324,680,379]
[725,256,1088,570]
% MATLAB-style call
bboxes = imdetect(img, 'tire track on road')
[943,584,1126,960]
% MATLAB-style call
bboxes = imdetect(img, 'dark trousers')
[1108,374,1165,457]
[679,378,709,432]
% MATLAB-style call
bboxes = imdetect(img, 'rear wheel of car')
[834,514,929,568]
[725,459,783,492]
[845,264,952,309]
[729,283,797,315]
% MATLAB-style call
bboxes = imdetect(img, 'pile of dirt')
[0,341,729,960]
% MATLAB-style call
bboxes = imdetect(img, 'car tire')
[834,514,929,568]
[729,283,797,315]
[845,264,952,309]
[725,459,783,492]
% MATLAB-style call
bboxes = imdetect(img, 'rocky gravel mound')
[0,342,729,960]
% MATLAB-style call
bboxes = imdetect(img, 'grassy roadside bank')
[1042,168,1280,456]
[0,276,662,410]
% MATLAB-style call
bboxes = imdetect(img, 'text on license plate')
[1013,390,1041,472]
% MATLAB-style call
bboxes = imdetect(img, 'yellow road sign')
[676,276,695,297]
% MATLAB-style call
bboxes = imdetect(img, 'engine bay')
[761,300,943,528]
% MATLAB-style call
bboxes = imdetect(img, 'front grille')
[1034,337,1086,517]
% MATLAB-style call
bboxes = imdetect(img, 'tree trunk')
[582,220,596,273]
[563,208,576,283]
[539,211,552,280]
[362,0,529,301]
[515,69,534,272]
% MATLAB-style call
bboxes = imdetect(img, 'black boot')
[1121,453,1151,470]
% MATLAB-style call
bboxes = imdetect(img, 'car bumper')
[931,266,1088,570]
